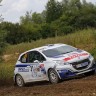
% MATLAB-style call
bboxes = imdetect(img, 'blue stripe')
[58,70,76,79]
[15,64,31,67]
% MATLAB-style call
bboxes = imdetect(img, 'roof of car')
[29,43,67,52]
[20,43,67,56]
[18,43,68,58]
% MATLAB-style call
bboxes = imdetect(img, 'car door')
[18,52,32,82]
[28,51,47,81]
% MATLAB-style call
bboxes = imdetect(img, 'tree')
[0,0,5,62]
[40,23,55,38]
[20,11,32,25]
[0,0,4,22]
[20,11,46,25]
[51,20,60,36]
[4,23,31,44]
[21,23,42,42]
[32,12,44,24]
[46,0,63,23]
[0,0,96,46]
[41,10,46,23]
[70,0,82,9]
[62,0,69,13]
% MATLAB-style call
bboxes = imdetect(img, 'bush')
[40,24,55,39]
[59,26,74,35]
[0,42,6,62]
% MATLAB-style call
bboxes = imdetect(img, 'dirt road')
[0,75,96,96]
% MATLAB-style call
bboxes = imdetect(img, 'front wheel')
[48,69,60,84]
[15,75,25,87]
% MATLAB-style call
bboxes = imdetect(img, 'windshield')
[42,45,77,57]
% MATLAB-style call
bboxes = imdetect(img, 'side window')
[20,53,28,63]
[28,52,35,63]
[35,51,46,62]
[28,51,46,63]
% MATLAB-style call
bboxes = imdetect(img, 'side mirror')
[34,60,39,63]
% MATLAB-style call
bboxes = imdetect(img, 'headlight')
[89,54,94,60]
[89,54,95,64]
[55,60,69,66]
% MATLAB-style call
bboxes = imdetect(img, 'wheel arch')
[47,68,61,79]
[14,74,25,84]
[14,73,26,87]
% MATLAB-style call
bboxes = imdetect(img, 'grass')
[0,28,96,86]
[0,62,15,86]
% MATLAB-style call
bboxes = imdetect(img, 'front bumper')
[57,63,96,79]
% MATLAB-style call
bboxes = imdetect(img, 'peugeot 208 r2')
[14,44,96,87]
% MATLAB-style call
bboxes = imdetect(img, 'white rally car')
[14,44,96,87]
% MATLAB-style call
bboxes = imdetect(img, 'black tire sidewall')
[84,70,95,76]
[16,75,25,87]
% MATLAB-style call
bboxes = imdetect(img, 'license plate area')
[76,62,88,68]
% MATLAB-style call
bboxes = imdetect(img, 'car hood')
[49,50,90,63]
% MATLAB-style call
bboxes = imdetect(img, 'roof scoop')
[45,44,54,47]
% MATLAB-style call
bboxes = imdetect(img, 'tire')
[48,69,60,84]
[15,75,25,87]
[84,70,95,76]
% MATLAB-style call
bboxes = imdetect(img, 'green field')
[0,28,96,86]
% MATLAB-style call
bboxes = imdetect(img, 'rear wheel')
[15,75,25,87]
[48,69,60,84]
[84,70,95,76]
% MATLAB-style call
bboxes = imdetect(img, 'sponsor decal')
[64,53,88,61]
[18,68,29,72]
[40,64,46,74]
[31,65,39,77]
[33,67,40,72]
[40,64,44,68]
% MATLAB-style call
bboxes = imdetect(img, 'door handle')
[27,66,30,68]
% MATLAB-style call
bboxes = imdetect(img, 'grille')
[71,59,90,70]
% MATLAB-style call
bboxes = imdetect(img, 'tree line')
[0,0,96,45]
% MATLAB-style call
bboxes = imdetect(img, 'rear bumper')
[57,63,96,79]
